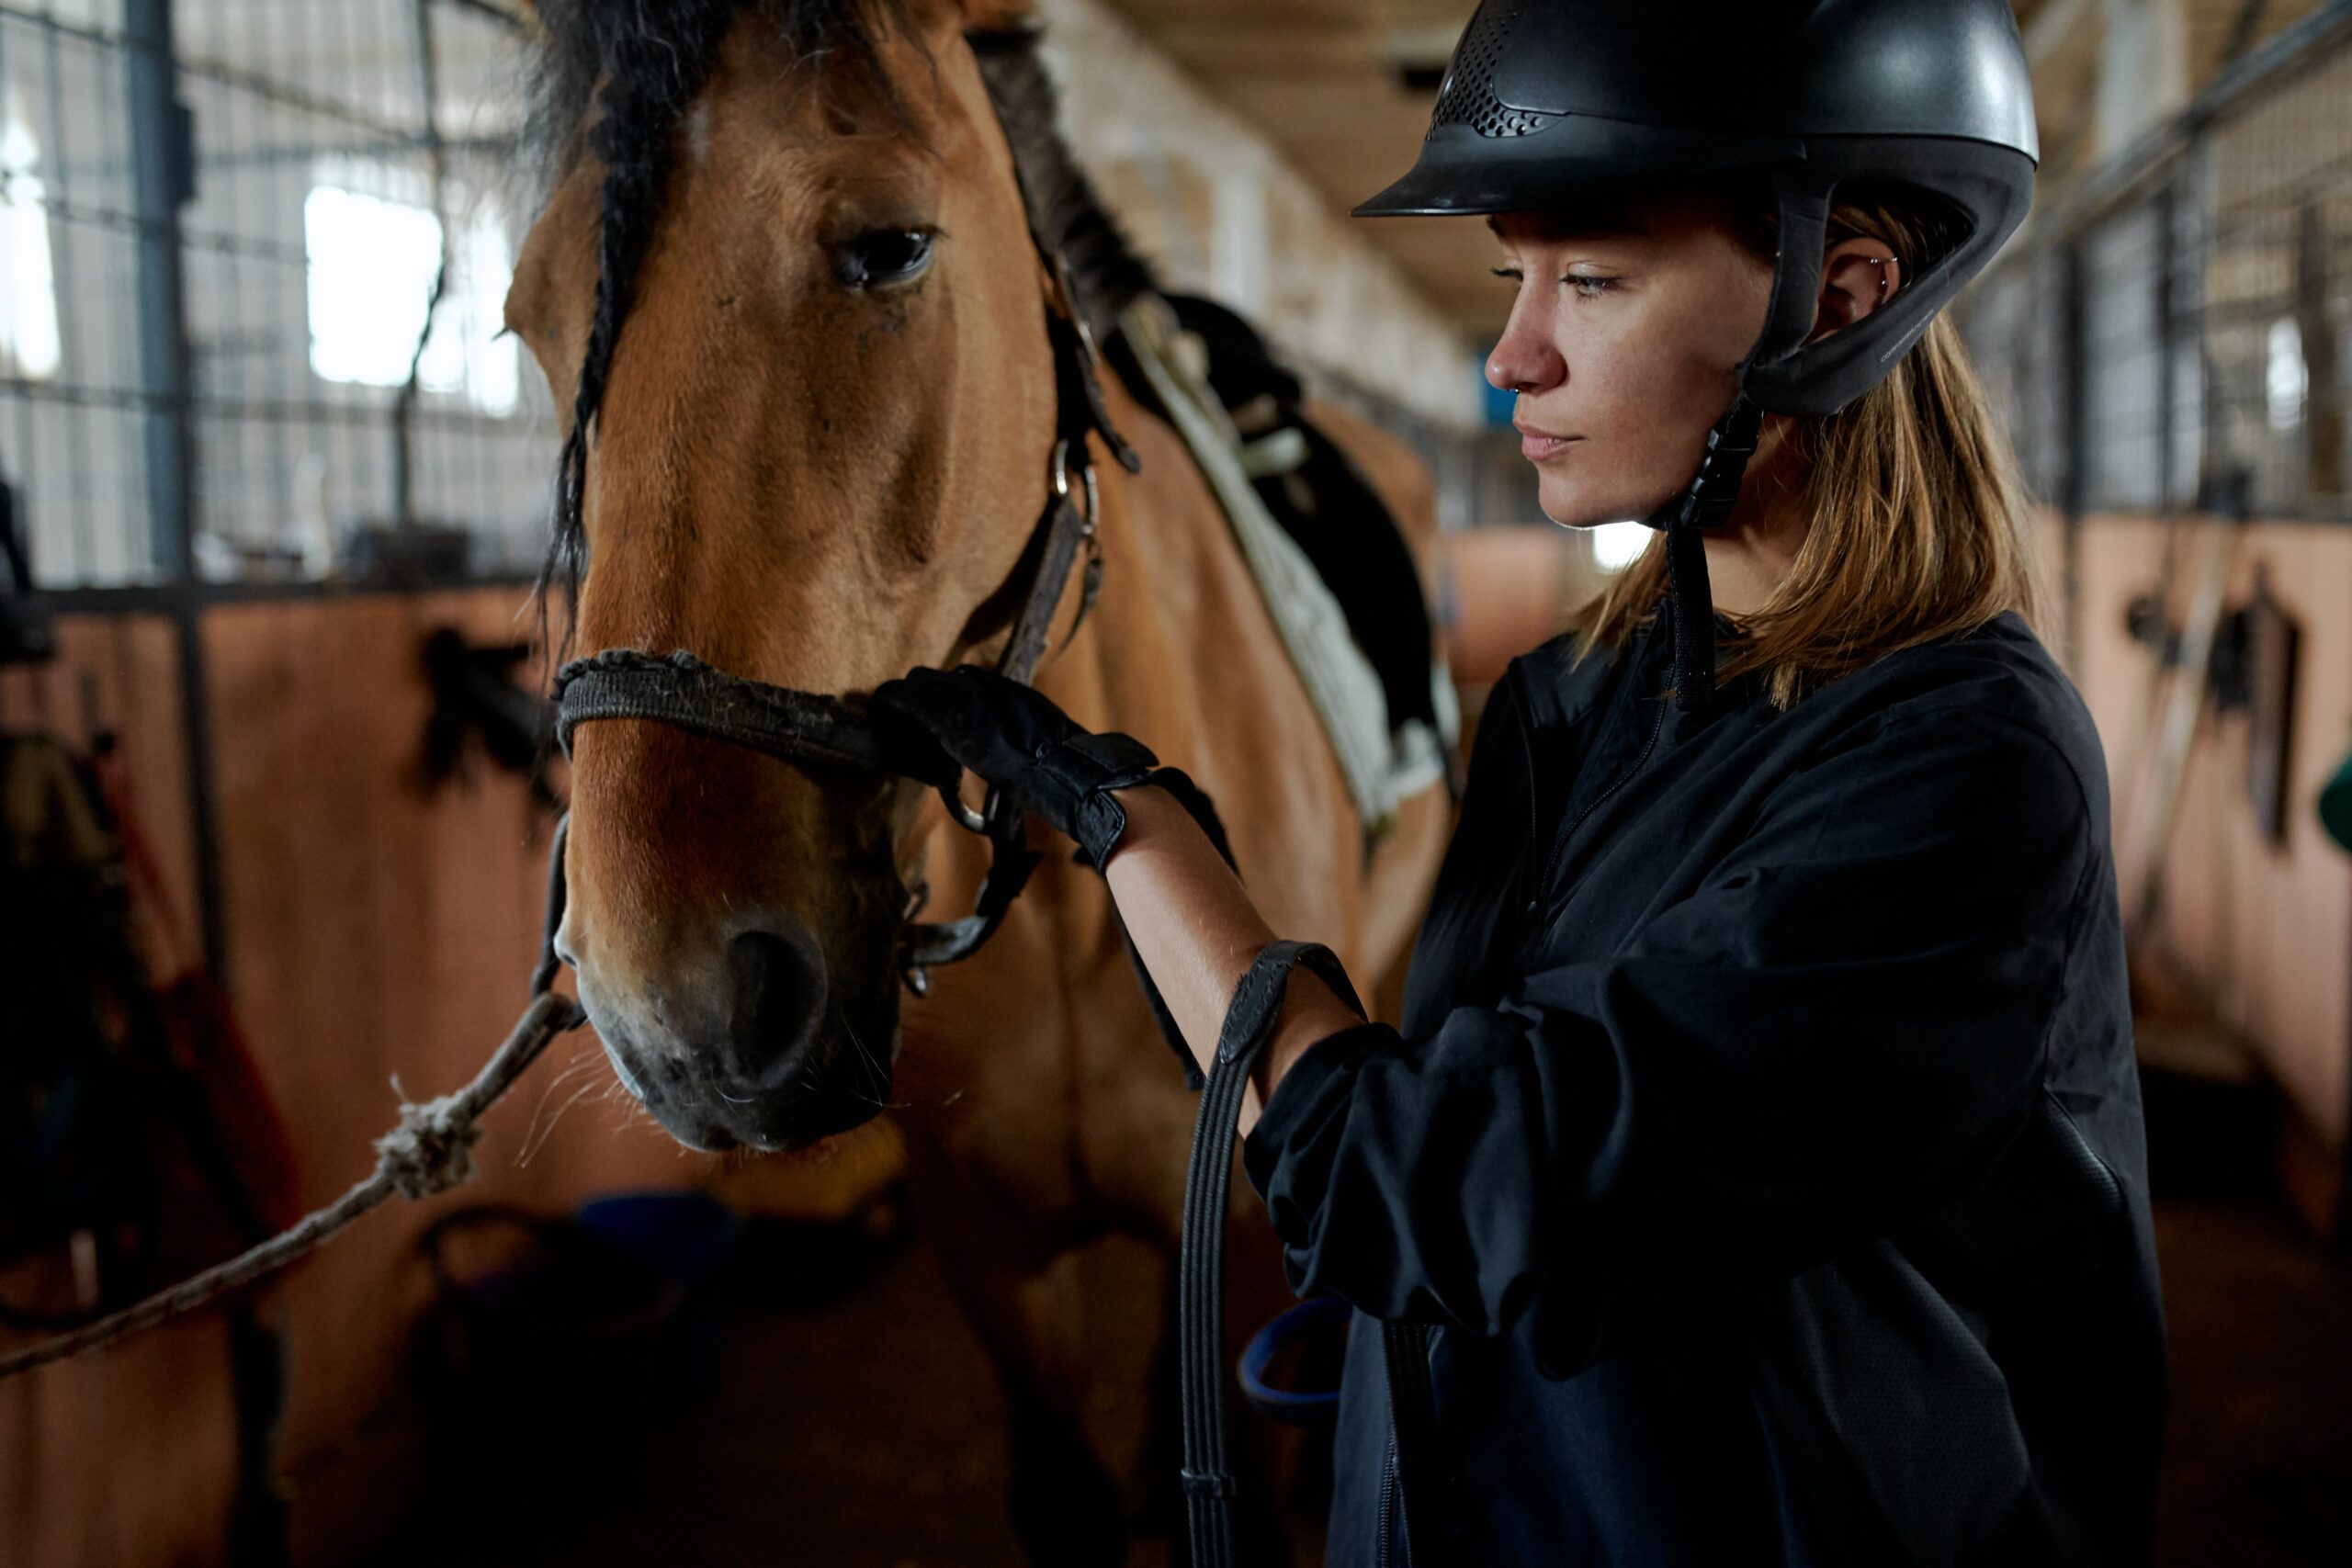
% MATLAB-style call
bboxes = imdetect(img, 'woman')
[877,2,2164,1562]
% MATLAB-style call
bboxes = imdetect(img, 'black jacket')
[1242,607,2165,1566]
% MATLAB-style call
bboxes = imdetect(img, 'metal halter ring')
[937,781,992,836]
[923,439,1101,844]
[1049,437,1101,533]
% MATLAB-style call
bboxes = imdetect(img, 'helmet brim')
[1352,117,1804,219]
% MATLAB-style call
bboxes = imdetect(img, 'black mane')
[523,1,1158,603]
[967,28,1159,338]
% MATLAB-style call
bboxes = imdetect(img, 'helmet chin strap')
[1652,394,1763,713]
[1651,169,1828,712]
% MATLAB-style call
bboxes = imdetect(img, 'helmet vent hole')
[1430,2,1555,141]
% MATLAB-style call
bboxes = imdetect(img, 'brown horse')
[506,0,1450,1557]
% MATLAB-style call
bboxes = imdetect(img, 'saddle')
[1104,295,1461,836]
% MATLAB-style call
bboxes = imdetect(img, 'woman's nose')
[1487,298,1566,399]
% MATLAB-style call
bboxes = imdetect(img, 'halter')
[551,246,1140,997]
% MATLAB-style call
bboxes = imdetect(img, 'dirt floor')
[371,1198,2352,1567]
[2147,1201,2352,1564]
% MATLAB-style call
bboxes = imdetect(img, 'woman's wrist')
[1102,781,1198,870]
[1100,780,1365,1119]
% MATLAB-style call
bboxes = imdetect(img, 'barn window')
[302,161,518,415]
[0,92,62,381]
[2265,317,2307,433]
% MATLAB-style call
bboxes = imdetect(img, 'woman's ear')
[1810,239,1904,343]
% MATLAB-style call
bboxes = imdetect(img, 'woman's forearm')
[1102,784,1368,1128]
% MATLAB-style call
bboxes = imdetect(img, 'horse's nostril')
[726,926,824,1077]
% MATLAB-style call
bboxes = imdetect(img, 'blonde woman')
[877,2,2162,1562]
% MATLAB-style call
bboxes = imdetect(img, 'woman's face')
[1487,195,1775,529]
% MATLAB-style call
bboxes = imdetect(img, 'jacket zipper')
[1523,673,1671,926]
[1377,626,1674,1568]
[1509,660,1544,906]
[1377,1429,1403,1568]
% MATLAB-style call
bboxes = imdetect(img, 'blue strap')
[1238,1295,1351,1424]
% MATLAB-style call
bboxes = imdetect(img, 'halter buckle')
[1049,437,1101,529]
[937,780,990,836]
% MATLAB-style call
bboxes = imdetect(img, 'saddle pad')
[1108,294,1445,747]
[1116,295,1455,837]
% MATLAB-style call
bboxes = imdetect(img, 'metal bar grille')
[1958,9,2352,525]
[0,0,548,590]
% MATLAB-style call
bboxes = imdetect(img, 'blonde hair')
[1570,191,2044,710]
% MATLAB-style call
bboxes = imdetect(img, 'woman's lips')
[1518,426,1581,462]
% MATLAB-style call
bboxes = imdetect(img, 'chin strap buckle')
[1678,397,1763,533]
[1665,397,1764,713]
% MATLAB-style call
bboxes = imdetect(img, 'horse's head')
[507,0,1066,1151]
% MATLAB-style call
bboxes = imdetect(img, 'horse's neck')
[1045,374,1333,835]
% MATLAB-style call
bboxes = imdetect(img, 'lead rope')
[1178,940,1366,1567]
[0,826,586,1383]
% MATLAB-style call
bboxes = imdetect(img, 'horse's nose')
[725,919,828,1085]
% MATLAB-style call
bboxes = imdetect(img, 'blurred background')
[0,1,2348,1563]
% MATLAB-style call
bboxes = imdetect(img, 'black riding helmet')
[1359,0,2040,707]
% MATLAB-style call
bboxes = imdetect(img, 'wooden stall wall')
[5,524,2346,1562]
[2068,514,2352,1231]
[0,616,239,1568]
[203,589,707,1562]
[0,589,703,1568]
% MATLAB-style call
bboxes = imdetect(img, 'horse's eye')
[835,228,936,290]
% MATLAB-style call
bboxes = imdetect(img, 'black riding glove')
[869,665,1233,873]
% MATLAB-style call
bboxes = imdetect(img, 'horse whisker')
[517,1079,603,1167]
[516,1045,601,1159]
[840,1019,910,1111]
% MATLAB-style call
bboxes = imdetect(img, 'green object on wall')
[2323,739,2352,854]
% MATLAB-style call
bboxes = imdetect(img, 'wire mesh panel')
[0,0,152,586]
[2200,39,2352,516]
[1962,13,2352,525]
[1956,251,2071,505]
[2082,201,2166,512]
[175,0,548,581]
[0,0,545,590]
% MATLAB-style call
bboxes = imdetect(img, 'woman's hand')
[869,666,1166,869]
[871,667,1354,1113]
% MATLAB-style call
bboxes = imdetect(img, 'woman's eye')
[1491,266,1524,290]
[1566,274,1621,299]
[835,228,936,290]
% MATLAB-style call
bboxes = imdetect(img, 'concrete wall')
[1034,0,1483,434]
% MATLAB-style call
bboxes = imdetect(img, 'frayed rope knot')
[0,961,582,1382]
[374,1093,483,1200]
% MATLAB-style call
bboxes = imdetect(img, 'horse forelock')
[526,0,924,629]
[521,2,1158,639]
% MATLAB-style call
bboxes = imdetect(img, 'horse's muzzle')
[570,908,894,1153]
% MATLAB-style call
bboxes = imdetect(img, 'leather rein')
[550,248,1140,997]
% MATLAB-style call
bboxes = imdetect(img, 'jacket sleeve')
[1240,702,2098,1371]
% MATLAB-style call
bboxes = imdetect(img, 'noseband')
[552,249,1139,996]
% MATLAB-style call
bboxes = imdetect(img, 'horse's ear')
[956,0,1037,29]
